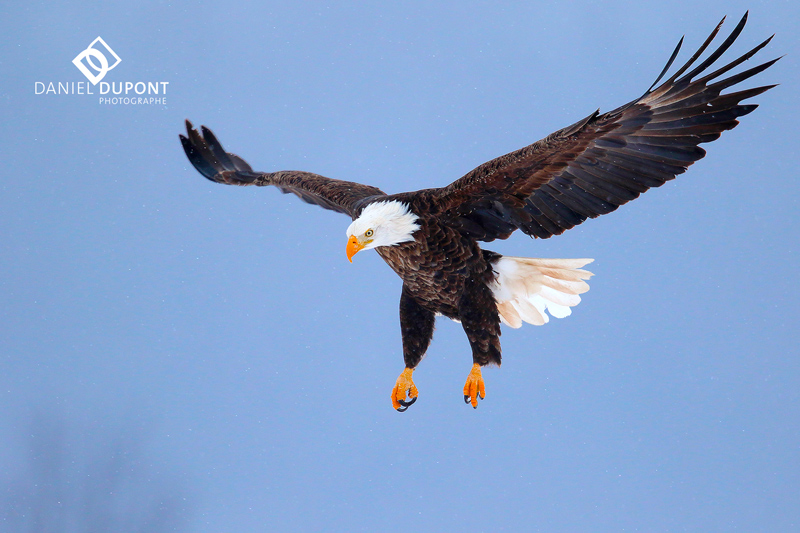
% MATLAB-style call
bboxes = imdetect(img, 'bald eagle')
[180,13,777,411]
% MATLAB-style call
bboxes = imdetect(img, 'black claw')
[398,396,417,408]
[464,395,471,404]
[396,395,417,412]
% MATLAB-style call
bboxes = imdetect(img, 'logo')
[72,37,122,85]
[36,35,169,106]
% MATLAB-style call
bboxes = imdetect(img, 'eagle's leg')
[458,276,502,409]
[392,285,435,412]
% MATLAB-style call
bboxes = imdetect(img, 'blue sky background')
[1,1,798,531]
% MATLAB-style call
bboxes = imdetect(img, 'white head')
[345,200,420,262]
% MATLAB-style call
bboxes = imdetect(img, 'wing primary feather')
[180,132,219,181]
[200,125,236,170]
[676,12,749,85]
[646,36,684,93]
[695,34,775,86]
[650,84,774,118]
[659,15,728,87]
[707,57,782,93]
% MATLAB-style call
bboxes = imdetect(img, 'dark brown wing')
[431,13,779,241]
[180,120,386,217]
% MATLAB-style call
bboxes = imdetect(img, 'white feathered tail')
[489,257,594,328]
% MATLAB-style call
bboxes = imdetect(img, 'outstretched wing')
[431,13,779,241]
[180,120,386,217]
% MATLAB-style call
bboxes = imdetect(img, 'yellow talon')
[463,363,486,408]
[391,367,418,411]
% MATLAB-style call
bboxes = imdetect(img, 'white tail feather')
[489,256,594,328]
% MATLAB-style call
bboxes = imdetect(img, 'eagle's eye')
[365,229,374,238]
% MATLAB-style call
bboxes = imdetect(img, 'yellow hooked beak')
[346,235,365,263]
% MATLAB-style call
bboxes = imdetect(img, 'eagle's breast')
[377,216,487,317]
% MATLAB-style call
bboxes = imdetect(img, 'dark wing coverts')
[433,13,778,241]
[180,121,386,217]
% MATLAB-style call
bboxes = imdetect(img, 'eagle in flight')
[180,13,777,411]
